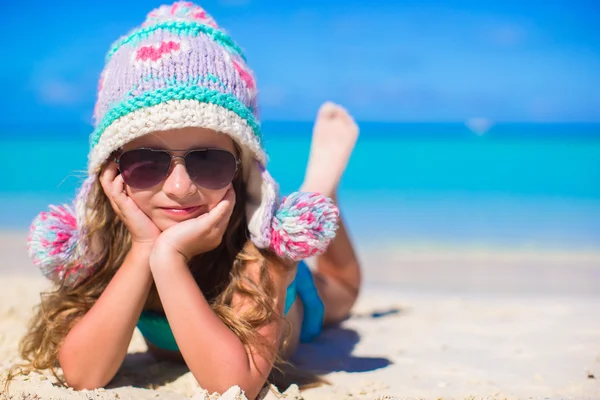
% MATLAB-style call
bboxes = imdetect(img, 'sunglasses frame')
[113,147,241,189]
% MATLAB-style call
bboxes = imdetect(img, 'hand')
[99,162,162,245]
[151,188,236,265]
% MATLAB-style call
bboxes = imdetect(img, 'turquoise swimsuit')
[136,260,324,351]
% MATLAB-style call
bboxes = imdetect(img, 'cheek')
[126,189,156,219]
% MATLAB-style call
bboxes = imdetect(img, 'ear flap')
[244,159,279,249]
[242,156,340,261]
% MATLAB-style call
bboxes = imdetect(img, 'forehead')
[123,127,235,151]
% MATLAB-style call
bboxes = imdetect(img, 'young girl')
[19,2,361,398]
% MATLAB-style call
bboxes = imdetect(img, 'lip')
[159,206,202,218]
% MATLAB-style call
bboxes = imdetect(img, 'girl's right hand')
[99,162,162,245]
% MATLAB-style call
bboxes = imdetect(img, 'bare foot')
[300,102,359,198]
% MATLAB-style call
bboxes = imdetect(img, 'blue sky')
[1,0,599,125]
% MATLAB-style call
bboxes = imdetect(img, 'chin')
[153,218,177,231]
[156,216,197,231]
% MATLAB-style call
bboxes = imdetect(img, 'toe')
[317,102,339,118]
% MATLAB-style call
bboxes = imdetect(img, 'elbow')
[58,345,114,390]
[193,369,266,400]
[200,380,265,400]
[186,342,271,399]
[60,367,110,391]
[191,369,267,400]
[231,378,266,400]
[64,378,107,392]
[61,366,113,391]
[241,381,267,400]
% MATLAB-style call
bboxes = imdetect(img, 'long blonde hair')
[8,156,291,387]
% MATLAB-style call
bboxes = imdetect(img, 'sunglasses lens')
[186,149,238,190]
[118,149,171,189]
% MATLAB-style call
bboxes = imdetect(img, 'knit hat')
[27,2,339,287]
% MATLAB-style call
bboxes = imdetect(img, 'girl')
[19,2,361,399]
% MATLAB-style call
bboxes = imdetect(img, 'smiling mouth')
[159,206,202,216]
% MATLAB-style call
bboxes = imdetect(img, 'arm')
[150,248,294,399]
[57,243,154,389]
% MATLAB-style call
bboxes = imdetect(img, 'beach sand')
[1,231,599,400]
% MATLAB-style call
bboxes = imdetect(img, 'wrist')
[120,242,155,287]
[130,241,155,257]
[149,244,189,272]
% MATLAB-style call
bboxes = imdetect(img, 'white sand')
[1,231,599,399]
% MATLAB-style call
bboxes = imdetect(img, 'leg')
[300,102,361,325]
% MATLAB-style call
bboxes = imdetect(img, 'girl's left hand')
[151,188,236,266]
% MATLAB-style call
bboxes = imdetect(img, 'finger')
[201,188,235,226]
[214,189,237,231]
[111,173,127,200]
[218,187,236,218]
[110,174,141,215]
[98,163,122,213]
[215,210,232,232]
[221,187,236,219]
[99,162,119,195]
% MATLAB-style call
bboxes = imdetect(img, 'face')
[119,127,238,231]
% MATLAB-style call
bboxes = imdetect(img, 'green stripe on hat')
[90,86,261,148]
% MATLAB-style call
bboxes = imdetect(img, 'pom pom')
[144,2,218,28]
[269,192,340,261]
[27,205,91,287]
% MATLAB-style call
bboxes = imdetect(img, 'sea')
[2,122,599,250]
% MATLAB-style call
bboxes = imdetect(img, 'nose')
[161,157,198,199]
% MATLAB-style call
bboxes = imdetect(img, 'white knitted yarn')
[88,100,266,174]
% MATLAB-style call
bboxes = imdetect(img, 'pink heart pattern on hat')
[136,40,182,62]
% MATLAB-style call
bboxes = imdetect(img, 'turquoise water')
[2,122,600,249]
